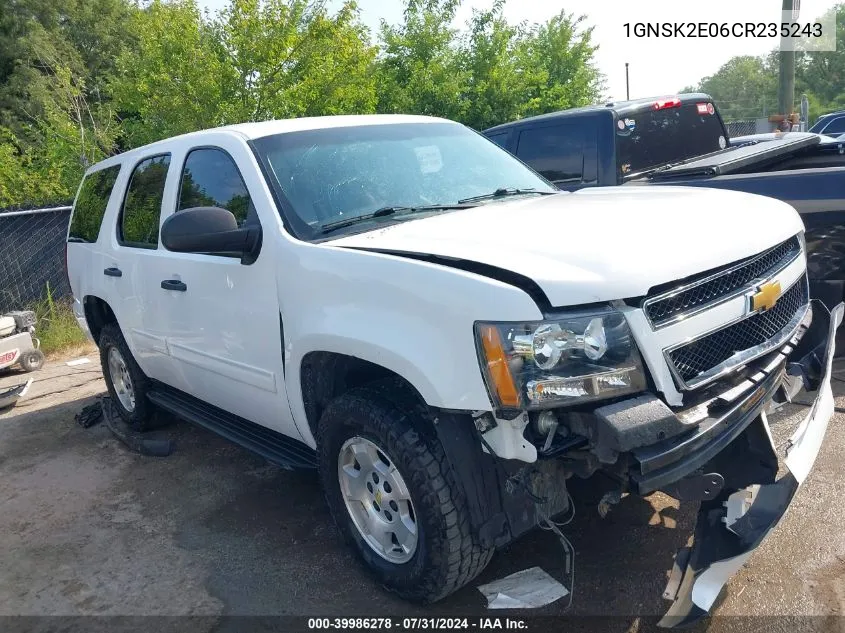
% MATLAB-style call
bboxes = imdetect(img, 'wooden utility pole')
[777,0,796,121]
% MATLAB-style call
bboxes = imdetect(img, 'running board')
[147,386,317,470]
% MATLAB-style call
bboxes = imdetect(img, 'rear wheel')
[98,324,152,430]
[19,349,44,372]
[317,381,493,603]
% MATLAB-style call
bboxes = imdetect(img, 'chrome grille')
[644,236,802,328]
[667,276,809,388]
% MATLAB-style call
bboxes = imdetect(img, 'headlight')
[475,309,646,410]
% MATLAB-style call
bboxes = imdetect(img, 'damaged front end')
[438,300,841,625]
[555,299,842,626]
[658,300,842,626]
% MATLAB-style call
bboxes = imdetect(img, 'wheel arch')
[82,295,117,344]
[299,351,430,442]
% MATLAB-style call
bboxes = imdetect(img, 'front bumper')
[659,300,843,627]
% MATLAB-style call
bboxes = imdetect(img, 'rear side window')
[486,132,510,149]
[68,165,121,243]
[119,154,171,248]
[516,125,584,184]
[823,117,845,134]
[178,148,254,227]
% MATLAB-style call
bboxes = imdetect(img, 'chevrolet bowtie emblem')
[751,280,782,313]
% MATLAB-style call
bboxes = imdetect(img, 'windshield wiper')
[457,187,556,204]
[318,204,476,235]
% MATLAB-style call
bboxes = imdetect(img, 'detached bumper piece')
[659,300,843,627]
[0,378,32,410]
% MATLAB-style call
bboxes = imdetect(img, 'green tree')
[457,1,527,130]
[681,5,845,124]
[0,0,131,204]
[110,0,231,147]
[795,4,845,121]
[214,0,377,121]
[111,0,377,147]
[692,56,778,120]
[0,128,68,206]
[515,11,603,120]
[376,0,468,121]
[0,0,606,205]
[378,1,602,129]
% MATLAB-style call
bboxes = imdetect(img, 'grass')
[28,283,91,358]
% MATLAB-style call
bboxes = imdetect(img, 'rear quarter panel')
[66,163,128,342]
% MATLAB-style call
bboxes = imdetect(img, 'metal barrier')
[0,206,73,312]
[724,120,759,138]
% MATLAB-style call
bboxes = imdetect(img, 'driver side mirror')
[161,206,262,264]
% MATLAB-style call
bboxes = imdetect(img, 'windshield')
[251,122,556,240]
[615,102,728,178]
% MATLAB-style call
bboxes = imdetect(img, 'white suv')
[66,115,841,625]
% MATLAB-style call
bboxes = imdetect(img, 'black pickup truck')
[484,94,845,309]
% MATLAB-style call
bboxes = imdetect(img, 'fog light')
[535,410,558,435]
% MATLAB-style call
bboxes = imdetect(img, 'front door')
[140,136,298,439]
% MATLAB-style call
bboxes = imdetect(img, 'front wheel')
[317,382,493,603]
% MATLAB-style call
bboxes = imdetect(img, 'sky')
[197,0,839,102]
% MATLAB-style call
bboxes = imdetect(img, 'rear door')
[103,153,174,377]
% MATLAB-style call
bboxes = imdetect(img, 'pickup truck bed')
[484,95,845,310]
[639,141,845,307]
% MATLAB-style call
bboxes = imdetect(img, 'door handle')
[160,279,187,292]
[103,267,122,278]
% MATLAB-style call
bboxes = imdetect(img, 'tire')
[98,323,152,431]
[317,380,494,603]
[19,349,44,372]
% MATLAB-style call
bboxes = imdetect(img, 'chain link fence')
[0,205,73,313]
[724,120,759,138]
[724,118,777,139]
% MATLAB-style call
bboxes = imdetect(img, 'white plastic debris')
[477,567,568,609]
[66,358,91,367]
[722,485,759,533]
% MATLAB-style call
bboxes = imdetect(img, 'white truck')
[66,114,841,625]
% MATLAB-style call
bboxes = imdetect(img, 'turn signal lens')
[478,324,521,408]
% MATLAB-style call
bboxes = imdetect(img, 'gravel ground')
[0,352,843,632]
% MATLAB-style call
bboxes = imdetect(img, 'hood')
[329,186,804,307]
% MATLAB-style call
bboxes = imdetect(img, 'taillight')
[653,97,682,110]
